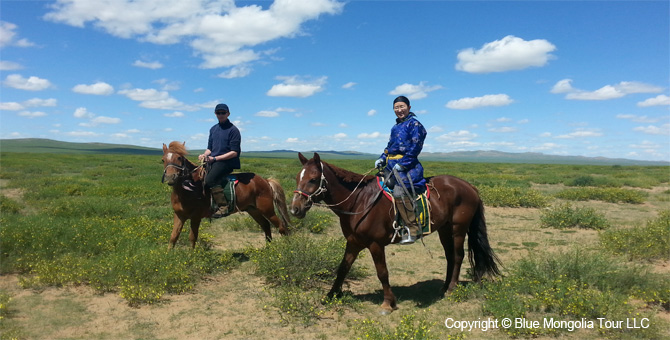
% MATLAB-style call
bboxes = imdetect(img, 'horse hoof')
[379,308,393,316]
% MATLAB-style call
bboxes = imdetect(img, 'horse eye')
[309,178,318,184]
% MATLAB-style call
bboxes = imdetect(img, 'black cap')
[215,103,229,112]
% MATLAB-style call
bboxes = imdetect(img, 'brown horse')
[290,152,501,314]
[162,141,291,249]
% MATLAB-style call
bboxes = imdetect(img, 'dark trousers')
[205,162,234,189]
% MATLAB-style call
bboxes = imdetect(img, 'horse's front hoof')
[379,307,394,316]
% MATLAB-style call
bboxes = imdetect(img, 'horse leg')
[169,213,186,250]
[368,242,397,315]
[247,208,273,242]
[438,225,455,294]
[257,195,289,237]
[444,226,467,293]
[189,217,201,249]
[328,240,363,300]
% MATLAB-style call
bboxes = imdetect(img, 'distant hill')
[1,138,668,166]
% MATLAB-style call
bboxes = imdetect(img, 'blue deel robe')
[379,112,427,189]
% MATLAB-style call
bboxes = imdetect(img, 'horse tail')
[467,200,502,281]
[267,178,292,229]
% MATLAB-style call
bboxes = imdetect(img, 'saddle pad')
[210,175,239,215]
[376,176,432,235]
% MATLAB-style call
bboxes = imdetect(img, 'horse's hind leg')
[169,213,186,250]
[247,208,273,242]
[439,223,466,293]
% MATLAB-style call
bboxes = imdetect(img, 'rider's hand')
[198,154,206,162]
[374,159,384,168]
[393,163,405,171]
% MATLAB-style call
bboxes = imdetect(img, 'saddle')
[376,176,432,235]
[183,166,238,215]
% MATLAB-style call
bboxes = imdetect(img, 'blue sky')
[1,0,669,161]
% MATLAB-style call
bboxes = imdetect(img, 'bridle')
[161,153,192,184]
[293,163,328,204]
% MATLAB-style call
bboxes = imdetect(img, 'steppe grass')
[554,187,647,204]
[448,248,670,338]
[600,210,670,261]
[479,185,550,208]
[353,313,437,340]
[540,202,610,230]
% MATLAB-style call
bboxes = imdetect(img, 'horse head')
[162,141,189,186]
[291,152,327,218]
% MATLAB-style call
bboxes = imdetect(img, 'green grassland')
[0,151,668,339]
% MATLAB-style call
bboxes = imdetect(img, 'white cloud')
[552,79,663,101]
[638,94,670,107]
[367,109,377,116]
[286,137,301,143]
[357,132,381,139]
[455,35,556,73]
[488,126,518,133]
[118,87,196,110]
[633,124,670,136]
[18,111,47,118]
[73,107,94,118]
[255,110,279,117]
[3,74,52,91]
[435,130,478,141]
[44,0,344,69]
[218,65,252,78]
[266,75,326,97]
[616,114,658,123]
[132,60,163,69]
[555,128,603,139]
[0,61,23,70]
[446,94,514,110]
[427,126,443,133]
[164,111,184,117]
[91,116,121,124]
[72,82,114,95]
[342,82,356,89]
[0,102,24,111]
[0,21,36,48]
[333,133,347,138]
[389,81,442,100]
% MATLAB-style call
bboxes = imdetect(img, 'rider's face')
[393,102,410,120]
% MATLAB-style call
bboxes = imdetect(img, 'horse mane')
[324,161,375,186]
[168,141,189,156]
[168,141,197,168]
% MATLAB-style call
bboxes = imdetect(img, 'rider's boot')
[395,196,420,245]
[210,185,229,218]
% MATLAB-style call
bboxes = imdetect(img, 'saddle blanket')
[376,176,432,235]
[209,174,239,217]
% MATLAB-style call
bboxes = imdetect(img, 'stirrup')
[212,206,229,218]
[399,233,417,245]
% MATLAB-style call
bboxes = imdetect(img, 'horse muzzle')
[290,193,311,218]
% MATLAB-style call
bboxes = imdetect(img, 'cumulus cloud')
[255,110,279,117]
[218,65,252,79]
[44,0,344,69]
[389,81,442,100]
[1,98,57,111]
[266,75,326,97]
[434,130,478,141]
[118,87,197,110]
[73,107,121,126]
[0,61,22,70]
[616,114,659,123]
[357,132,381,139]
[555,128,603,139]
[72,82,114,95]
[18,111,47,118]
[446,94,513,110]
[633,124,670,136]
[132,60,163,69]
[455,35,556,73]
[164,111,184,117]
[342,82,356,89]
[0,21,36,48]
[367,109,377,116]
[638,94,670,107]
[551,79,663,100]
[3,74,52,91]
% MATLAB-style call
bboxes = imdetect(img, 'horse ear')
[163,143,168,153]
[313,152,321,164]
[182,141,185,146]
[298,152,308,165]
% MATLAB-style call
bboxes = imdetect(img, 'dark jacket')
[208,120,241,169]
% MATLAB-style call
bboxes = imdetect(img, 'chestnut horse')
[290,153,501,314]
[162,141,291,249]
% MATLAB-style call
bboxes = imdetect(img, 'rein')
[295,166,379,215]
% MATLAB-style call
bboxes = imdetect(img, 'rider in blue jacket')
[375,96,427,244]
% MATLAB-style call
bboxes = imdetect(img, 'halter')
[161,153,191,183]
[293,163,328,203]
